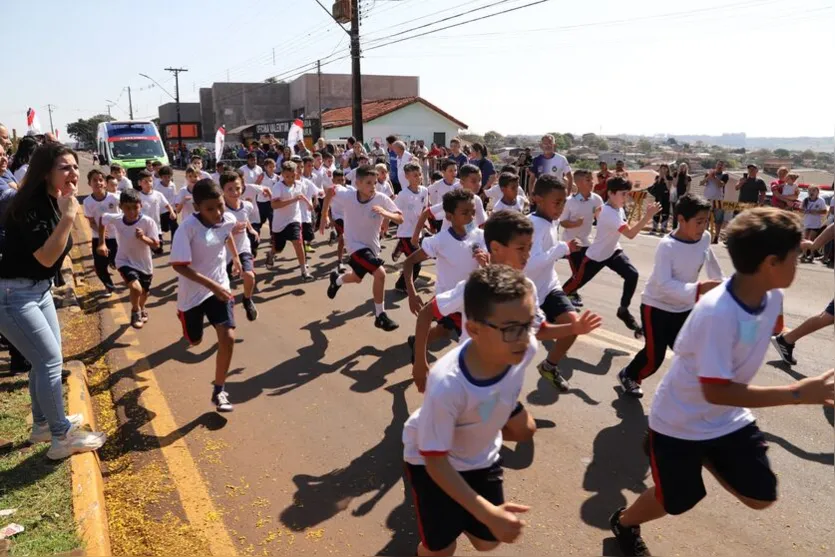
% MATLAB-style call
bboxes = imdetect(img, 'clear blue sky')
[3,0,833,140]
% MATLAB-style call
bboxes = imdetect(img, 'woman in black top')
[650,164,673,234]
[671,163,692,230]
[0,143,105,460]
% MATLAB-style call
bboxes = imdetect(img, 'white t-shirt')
[780,183,798,199]
[394,185,429,238]
[116,176,132,192]
[328,185,351,220]
[198,170,212,181]
[484,184,529,204]
[83,192,120,239]
[427,179,460,206]
[155,180,177,206]
[311,166,326,189]
[396,151,414,188]
[174,186,196,216]
[321,164,335,189]
[139,189,167,228]
[333,189,400,256]
[525,214,570,297]
[585,204,626,262]
[271,179,303,232]
[641,232,724,313]
[649,279,783,441]
[241,184,263,223]
[402,336,537,471]
[492,196,526,214]
[239,164,263,189]
[562,192,604,246]
[421,228,486,295]
[298,178,322,224]
[170,212,237,312]
[100,214,159,275]
[225,201,256,256]
[531,153,571,180]
[803,197,827,229]
[258,172,279,203]
[376,180,395,198]
[429,197,487,234]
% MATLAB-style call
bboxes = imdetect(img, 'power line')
[363,0,515,41]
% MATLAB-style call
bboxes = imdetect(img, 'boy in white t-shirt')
[610,208,833,557]
[562,177,660,335]
[616,193,724,398]
[299,156,323,254]
[491,172,527,214]
[427,160,461,232]
[319,165,404,331]
[270,161,315,281]
[174,166,200,217]
[374,163,395,199]
[170,180,242,413]
[190,155,212,181]
[137,170,174,255]
[484,166,528,209]
[392,162,429,288]
[326,169,350,272]
[220,172,259,322]
[799,185,828,262]
[83,169,120,295]
[104,174,119,195]
[560,169,604,308]
[110,163,132,192]
[98,189,160,329]
[253,158,275,259]
[155,165,179,243]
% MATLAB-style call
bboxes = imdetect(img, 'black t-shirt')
[737,177,767,203]
[0,192,72,280]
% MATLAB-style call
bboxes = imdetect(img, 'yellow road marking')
[76,219,237,556]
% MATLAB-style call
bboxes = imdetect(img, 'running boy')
[83,168,120,296]
[562,177,660,335]
[299,156,323,254]
[327,169,349,271]
[170,179,242,413]
[426,159,460,232]
[98,189,160,328]
[220,171,259,321]
[110,163,132,192]
[155,165,179,243]
[319,165,404,331]
[254,158,276,261]
[490,172,527,214]
[190,154,212,180]
[610,208,834,557]
[137,170,174,255]
[392,162,429,285]
[174,166,200,216]
[616,193,724,398]
[560,169,604,308]
[271,161,315,281]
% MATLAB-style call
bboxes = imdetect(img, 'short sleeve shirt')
[335,189,401,256]
[271,179,303,233]
[421,228,486,295]
[83,192,121,239]
[225,201,257,256]
[174,187,196,216]
[139,189,167,227]
[0,192,73,280]
[531,153,571,179]
[100,214,159,275]
[429,197,487,234]
[427,179,461,206]
[702,172,729,201]
[394,185,429,238]
[562,192,604,246]
[737,177,767,204]
[298,178,322,224]
[585,204,626,262]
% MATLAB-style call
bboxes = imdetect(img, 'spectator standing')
[595,161,613,200]
[614,160,630,179]
[529,134,574,192]
[447,138,468,169]
[369,140,386,161]
[414,139,430,184]
[700,160,730,243]
[0,123,11,153]
[470,142,496,195]
[11,136,38,184]
[386,135,400,192]
[770,166,790,209]
[671,162,692,229]
[649,164,673,234]
[735,163,768,206]
[393,140,413,195]
[0,160,28,373]
[0,145,17,189]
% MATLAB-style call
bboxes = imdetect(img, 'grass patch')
[0,373,80,556]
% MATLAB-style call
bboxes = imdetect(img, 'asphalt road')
[77,155,833,556]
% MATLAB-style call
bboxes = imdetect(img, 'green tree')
[572,159,599,170]
[66,114,113,146]
[581,132,598,147]
[549,133,569,151]
[637,139,653,153]
[459,133,484,145]
[483,130,505,150]
[598,139,609,151]
[773,148,790,158]
[801,149,816,160]
[563,133,575,147]
[666,137,678,145]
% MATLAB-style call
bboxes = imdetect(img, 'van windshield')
[110,140,165,159]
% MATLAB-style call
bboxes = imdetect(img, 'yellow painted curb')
[65,360,112,557]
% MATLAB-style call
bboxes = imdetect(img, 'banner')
[287,117,304,149]
[214,125,225,162]
[26,107,41,134]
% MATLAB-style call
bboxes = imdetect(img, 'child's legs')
[372,266,387,304]
[541,291,578,363]
[783,302,834,344]
[243,271,255,298]
[126,280,142,311]
[92,244,115,289]
[291,240,306,265]
[562,256,604,295]
[502,402,536,443]
[138,288,149,309]
[605,250,639,308]
[214,324,235,386]
[623,306,685,383]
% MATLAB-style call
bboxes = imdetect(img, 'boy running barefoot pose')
[562,177,660,336]
[412,212,601,392]
[155,165,179,243]
[170,179,242,413]
[392,163,429,287]
[271,161,315,281]
[83,169,120,296]
[525,175,583,391]
[220,171,259,321]
[98,189,160,329]
[616,193,724,398]
[174,166,200,217]
[403,265,539,557]
[137,170,174,255]
[560,169,604,308]
[609,208,834,556]
[320,165,404,331]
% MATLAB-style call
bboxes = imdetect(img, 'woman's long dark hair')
[9,136,38,174]
[3,143,77,225]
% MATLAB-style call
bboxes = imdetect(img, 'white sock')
[301,264,308,274]
[374,302,385,316]
[336,274,345,286]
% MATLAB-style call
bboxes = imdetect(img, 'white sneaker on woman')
[29,414,85,443]
[46,423,106,460]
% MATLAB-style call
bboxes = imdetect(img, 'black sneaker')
[407,335,416,364]
[265,252,275,268]
[327,271,341,299]
[375,312,399,331]
[329,230,336,245]
[537,360,570,392]
[568,292,583,308]
[770,334,797,366]
[211,390,234,413]
[617,307,642,336]
[243,298,258,322]
[610,507,651,556]
[394,276,407,293]
[617,368,643,398]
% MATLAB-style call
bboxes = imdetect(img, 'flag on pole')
[287,116,304,149]
[214,125,225,163]
[26,107,41,134]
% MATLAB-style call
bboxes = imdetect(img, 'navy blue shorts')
[826,299,834,316]
[272,222,301,253]
[348,248,383,279]
[334,218,345,236]
[648,422,777,516]
[226,252,254,277]
[302,222,315,243]
[540,289,575,322]
[118,266,152,293]
[178,296,235,345]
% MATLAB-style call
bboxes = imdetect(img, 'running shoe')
[568,292,584,308]
[617,307,642,335]
[537,360,570,392]
[131,311,144,329]
[770,334,797,366]
[304,244,314,254]
[301,271,315,282]
[212,390,234,412]
[141,309,149,322]
[610,507,651,556]
[617,368,643,398]
[46,423,106,460]
[327,271,341,299]
[337,263,347,274]
[243,298,258,322]
[407,335,416,364]
[265,252,275,268]
[375,312,399,332]
[30,414,85,443]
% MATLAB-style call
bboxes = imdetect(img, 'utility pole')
[165,67,188,162]
[350,0,363,141]
[106,104,113,118]
[127,86,134,119]
[46,104,55,135]
[317,59,322,117]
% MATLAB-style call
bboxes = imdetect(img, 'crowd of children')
[86,142,833,556]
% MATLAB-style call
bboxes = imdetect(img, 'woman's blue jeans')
[0,278,70,437]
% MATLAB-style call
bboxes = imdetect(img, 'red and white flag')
[287,116,304,149]
[26,107,41,134]
[214,125,225,162]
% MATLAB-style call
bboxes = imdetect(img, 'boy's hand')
[473,248,490,267]
[135,227,146,240]
[485,502,529,543]
[800,239,814,251]
[231,258,242,278]
[408,293,424,316]
[795,369,834,406]
[169,211,178,221]
[412,361,429,393]
[698,279,723,294]
[567,239,581,253]
[232,221,247,234]
[572,310,603,335]
[211,284,234,302]
[645,202,662,217]
[96,243,109,257]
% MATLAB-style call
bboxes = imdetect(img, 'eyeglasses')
[477,319,534,342]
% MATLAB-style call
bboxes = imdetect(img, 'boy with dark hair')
[609,207,834,557]
[219,171,259,321]
[616,193,724,397]
[392,163,429,286]
[320,165,404,330]
[490,172,526,214]
[254,157,277,263]
[299,155,323,254]
[110,163,132,192]
[427,159,460,213]
[83,168,120,296]
[560,168,604,308]
[190,154,212,180]
[170,179,242,413]
[562,177,660,336]
[410,164,487,247]
[271,161,315,281]
[155,165,179,243]
[174,166,200,216]
[137,169,174,255]
[104,174,119,194]
[98,189,161,329]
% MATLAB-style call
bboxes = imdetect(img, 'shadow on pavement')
[581,392,648,530]
[0,446,62,492]
[765,359,808,381]
[64,323,131,364]
[280,380,411,532]
[763,430,834,465]
[526,348,628,407]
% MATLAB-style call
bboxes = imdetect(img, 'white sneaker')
[29,413,85,443]
[46,424,106,460]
